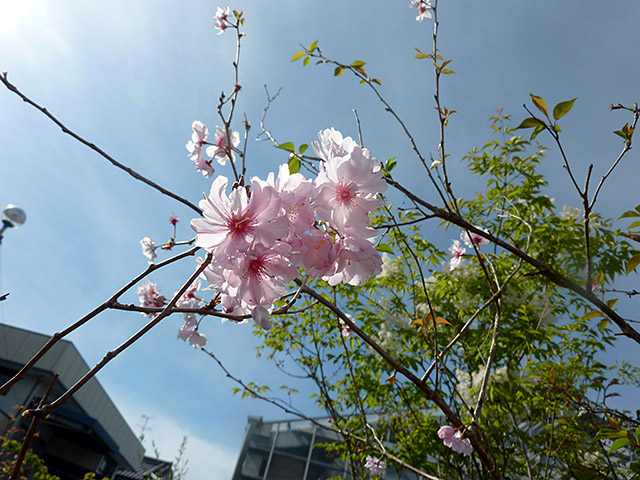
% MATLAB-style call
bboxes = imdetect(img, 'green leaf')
[554,123,561,132]
[580,311,604,321]
[308,40,318,52]
[414,52,429,59]
[278,142,295,153]
[334,65,345,77]
[530,94,549,117]
[441,69,455,74]
[553,98,577,120]
[614,130,630,141]
[303,56,310,66]
[371,78,382,86]
[298,143,308,154]
[530,124,545,140]
[351,60,366,68]
[288,155,301,174]
[629,220,640,229]
[375,243,394,254]
[619,210,640,219]
[598,318,610,333]
[516,117,545,129]
[291,51,306,62]
[626,253,640,274]
[609,437,631,453]
[384,157,397,172]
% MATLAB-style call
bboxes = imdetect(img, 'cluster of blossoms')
[190,128,387,329]
[364,455,387,476]
[212,6,230,35]
[409,0,433,22]
[137,280,166,310]
[175,280,208,348]
[448,227,490,270]
[186,121,240,178]
[437,426,473,456]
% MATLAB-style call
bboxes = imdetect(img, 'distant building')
[0,323,153,480]
[232,416,403,480]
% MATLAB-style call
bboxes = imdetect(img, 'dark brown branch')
[385,177,640,345]
[0,72,201,214]
[296,280,502,480]
[25,253,213,418]
[9,374,58,480]
[0,246,200,396]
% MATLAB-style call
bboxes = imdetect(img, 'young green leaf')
[626,253,640,275]
[287,155,301,174]
[375,243,394,254]
[530,94,549,117]
[278,142,295,153]
[516,117,545,129]
[334,66,345,77]
[291,51,306,62]
[303,56,310,66]
[609,436,631,453]
[298,143,308,154]
[619,210,640,219]
[308,40,318,52]
[371,78,382,86]
[351,60,366,68]
[552,98,577,120]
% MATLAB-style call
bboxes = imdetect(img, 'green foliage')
[252,114,640,479]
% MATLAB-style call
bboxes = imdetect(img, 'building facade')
[0,323,145,479]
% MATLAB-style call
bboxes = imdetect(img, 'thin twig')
[23,253,212,417]
[9,374,58,480]
[0,246,201,396]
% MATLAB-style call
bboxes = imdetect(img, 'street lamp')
[0,204,27,244]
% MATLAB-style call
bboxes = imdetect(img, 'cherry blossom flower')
[205,126,240,165]
[177,324,207,348]
[136,280,166,316]
[460,228,490,248]
[323,236,383,286]
[140,237,157,264]
[314,128,387,237]
[340,316,355,338]
[409,0,433,22]
[437,426,473,456]
[191,176,288,258]
[169,215,180,226]
[186,121,215,178]
[364,456,387,476]
[213,6,230,35]
[448,239,466,270]
[175,280,203,309]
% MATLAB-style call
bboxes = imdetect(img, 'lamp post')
[0,204,27,244]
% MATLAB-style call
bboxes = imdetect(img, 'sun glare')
[0,0,41,34]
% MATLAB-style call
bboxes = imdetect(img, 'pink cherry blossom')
[340,316,355,338]
[175,280,203,309]
[460,228,490,248]
[448,239,466,270]
[323,236,383,286]
[409,0,433,22]
[137,280,166,316]
[314,128,387,237]
[177,324,207,348]
[268,164,317,238]
[205,126,240,165]
[191,176,289,258]
[213,6,230,35]
[169,214,180,226]
[140,236,157,264]
[364,456,387,476]
[437,425,473,456]
[186,121,215,178]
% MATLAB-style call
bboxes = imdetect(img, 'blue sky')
[2,1,640,479]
